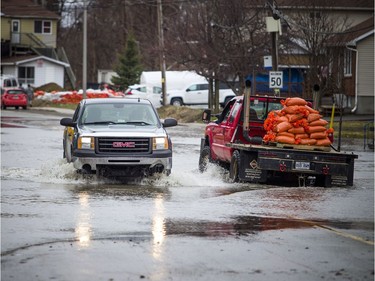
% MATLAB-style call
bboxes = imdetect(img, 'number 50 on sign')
[269,71,283,89]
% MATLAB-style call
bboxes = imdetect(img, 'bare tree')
[163,0,269,96]
[276,0,351,98]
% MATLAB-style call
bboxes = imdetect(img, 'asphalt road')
[1,108,374,281]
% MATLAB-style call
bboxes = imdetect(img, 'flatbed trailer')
[226,142,358,187]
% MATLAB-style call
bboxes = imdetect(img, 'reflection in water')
[75,192,92,247]
[152,195,166,260]
[150,195,167,281]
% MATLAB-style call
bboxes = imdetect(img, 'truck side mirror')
[202,109,211,123]
[60,118,76,127]
[163,118,178,128]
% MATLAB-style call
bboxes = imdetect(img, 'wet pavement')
[1,108,374,281]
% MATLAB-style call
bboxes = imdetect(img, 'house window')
[18,66,35,85]
[344,49,352,76]
[34,20,52,34]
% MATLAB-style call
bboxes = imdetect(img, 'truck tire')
[229,150,240,183]
[199,146,212,172]
[171,98,183,106]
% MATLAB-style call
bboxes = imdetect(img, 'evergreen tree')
[111,34,143,89]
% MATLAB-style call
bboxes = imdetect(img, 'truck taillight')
[322,165,330,175]
[328,132,334,143]
[279,163,287,172]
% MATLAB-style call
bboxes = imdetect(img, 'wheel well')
[170,97,183,103]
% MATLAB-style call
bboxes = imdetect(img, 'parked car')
[161,81,236,107]
[1,88,28,110]
[125,84,162,108]
[59,98,177,179]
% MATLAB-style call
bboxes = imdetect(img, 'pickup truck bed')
[226,142,358,187]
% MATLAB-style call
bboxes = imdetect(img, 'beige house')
[1,0,75,88]
[348,27,374,114]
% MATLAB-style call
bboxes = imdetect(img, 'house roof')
[329,16,374,46]
[1,55,70,67]
[1,0,60,20]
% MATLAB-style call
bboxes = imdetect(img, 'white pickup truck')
[60,98,177,178]
[162,81,236,107]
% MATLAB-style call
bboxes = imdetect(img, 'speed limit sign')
[269,71,283,88]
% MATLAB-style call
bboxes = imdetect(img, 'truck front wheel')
[229,150,241,182]
[199,146,212,172]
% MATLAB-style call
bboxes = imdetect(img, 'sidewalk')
[30,107,75,116]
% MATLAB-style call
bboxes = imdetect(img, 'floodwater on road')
[1,109,374,281]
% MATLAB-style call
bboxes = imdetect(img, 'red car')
[1,88,28,110]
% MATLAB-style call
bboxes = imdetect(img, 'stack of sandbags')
[263,97,333,146]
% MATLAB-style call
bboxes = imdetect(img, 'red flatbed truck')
[198,83,358,187]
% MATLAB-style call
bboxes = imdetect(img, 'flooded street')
[1,109,374,281]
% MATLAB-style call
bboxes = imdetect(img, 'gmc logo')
[112,141,136,148]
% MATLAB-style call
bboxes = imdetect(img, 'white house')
[1,55,70,88]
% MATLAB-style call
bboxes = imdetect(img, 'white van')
[162,81,236,107]
[0,75,19,89]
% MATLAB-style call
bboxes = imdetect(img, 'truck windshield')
[81,103,159,126]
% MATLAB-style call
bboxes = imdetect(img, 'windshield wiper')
[123,121,154,126]
[84,121,116,125]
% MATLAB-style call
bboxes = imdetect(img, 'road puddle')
[164,215,374,237]
[1,116,27,128]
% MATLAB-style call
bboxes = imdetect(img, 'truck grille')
[97,137,150,154]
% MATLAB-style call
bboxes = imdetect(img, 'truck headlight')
[153,137,168,150]
[78,137,94,149]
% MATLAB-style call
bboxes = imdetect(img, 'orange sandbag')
[282,105,306,115]
[263,131,276,142]
[316,137,332,146]
[276,121,293,133]
[310,131,327,139]
[307,113,322,122]
[309,119,328,127]
[285,97,307,106]
[307,126,326,133]
[299,138,317,145]
[304,105,319,114]
[288,113,304,123]
[295,133,309,139]
[275,135,295,144]
[278,131,295,138]
[276,116,289,123]
[288,127,305,134]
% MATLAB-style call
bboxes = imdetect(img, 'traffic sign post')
[269,71,283,89]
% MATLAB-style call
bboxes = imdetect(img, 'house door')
[11,20,20,44]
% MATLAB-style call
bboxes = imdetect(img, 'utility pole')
[157,0,167,105]
[270,1,279,72]
[82,0,87,99]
